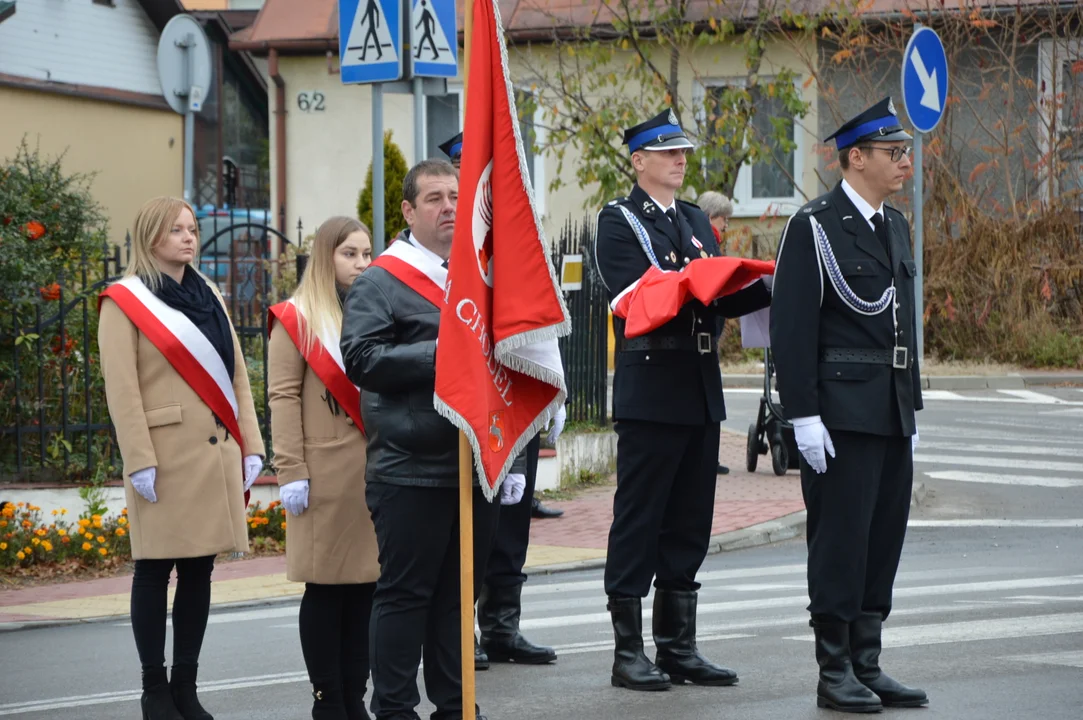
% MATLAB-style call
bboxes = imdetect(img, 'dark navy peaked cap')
[438,132,463,160]
[825,97,912,151]
[623,108,695,154]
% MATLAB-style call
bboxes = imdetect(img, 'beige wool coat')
[98,285,265,560]
[267,322,380,585]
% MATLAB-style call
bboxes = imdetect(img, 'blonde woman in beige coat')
[98,197,265,720]
[267,216,380,720]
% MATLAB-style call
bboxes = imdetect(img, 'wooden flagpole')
[459,2,475,718]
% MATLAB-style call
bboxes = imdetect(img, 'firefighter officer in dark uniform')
[593,109,771,692]
[769,97,928,713]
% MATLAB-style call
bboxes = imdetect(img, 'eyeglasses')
[858,145,913,163]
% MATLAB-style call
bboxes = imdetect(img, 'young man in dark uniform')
[593,109,771,692]
[769,97,928,713]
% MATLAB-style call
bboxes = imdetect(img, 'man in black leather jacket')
[341,158,525,720]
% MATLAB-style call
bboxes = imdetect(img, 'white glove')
[760,274,774,291]
[243,455,263,491]
[500,473,526,506]
[792,416,835,474]
[130,467,158,503]
[279,479,310,516]
[546,405,567,445]
[912,429,919,454]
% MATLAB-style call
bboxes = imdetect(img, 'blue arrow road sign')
[410,0,458,78]
[339,0,402,84]
[901,27,948,133]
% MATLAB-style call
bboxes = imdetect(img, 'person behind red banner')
[267,216,380,720]
[340,159,527,720]
[98,196,265,720]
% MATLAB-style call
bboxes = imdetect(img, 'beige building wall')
[0,87,183,243]
[266,33,818,252]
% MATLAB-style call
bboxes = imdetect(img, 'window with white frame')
[694,79,804,217]
[1038,38,1083,203]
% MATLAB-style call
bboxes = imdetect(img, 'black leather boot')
[141,667,184,720]
[652,589,738,686]
[479,583,557,664]
[169,665,212,720]
[475,635,489,671]
[607,596,671,691]
[310,682,349,720]
[851,612,928,707]
[340,663,371,720]
[811,619,882,713]
[531,497,564,518]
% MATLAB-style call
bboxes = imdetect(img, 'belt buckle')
[892,346,909,369]
[696,332,712,354]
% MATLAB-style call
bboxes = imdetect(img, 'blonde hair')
[124,196,200,291]
[293,216,369,355]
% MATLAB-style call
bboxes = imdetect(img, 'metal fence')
[551,217,610,427]
[0,210,287,484]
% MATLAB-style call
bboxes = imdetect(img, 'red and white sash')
[268,299,365,434]
[369,238,447,308]
[98,276,247,457]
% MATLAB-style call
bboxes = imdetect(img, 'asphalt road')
[2,386,1082,719]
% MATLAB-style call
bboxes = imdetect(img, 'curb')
[0,510,811,633]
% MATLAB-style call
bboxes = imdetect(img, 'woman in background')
[268,216,380,719]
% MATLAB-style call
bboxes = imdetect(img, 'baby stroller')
[746,348,800,476]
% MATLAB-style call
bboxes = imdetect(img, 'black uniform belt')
[820,347,911,369]
[622,333,715,355]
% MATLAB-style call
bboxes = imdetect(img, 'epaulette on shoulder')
[797,195,832,216]
[605,196,629,207]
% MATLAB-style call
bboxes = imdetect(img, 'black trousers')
[130,555,215,678]
[299,582,376,689]
[604,420,721,598]
[365,482,500,720]
[801,430,913,623]
[484,433,541,589]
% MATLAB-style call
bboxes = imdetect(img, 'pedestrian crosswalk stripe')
[919,442,1083,459]
[783,612,1083,648]
[924,471,1083,488]
[1006,650,1083,668]
[914,453,1083,473]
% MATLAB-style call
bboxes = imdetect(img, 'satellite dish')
[157,15,213,116]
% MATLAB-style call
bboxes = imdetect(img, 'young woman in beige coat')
[267,216,380,720]
[98,197,265,720]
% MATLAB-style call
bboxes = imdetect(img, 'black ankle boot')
[474,635,490,671]
[652,589,738,686]
[340,663,371,720]
[607,596,670,691]
[850,613,928,707]
[479,583,557,664]
[811,619,882,713]
[311,682,349,720]
[169,665,212,720]
[142,668,184,720]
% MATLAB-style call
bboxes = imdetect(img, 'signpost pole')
[373,82,385,256]
[913,129,923,365]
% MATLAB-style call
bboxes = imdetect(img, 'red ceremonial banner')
[433,0,571,500]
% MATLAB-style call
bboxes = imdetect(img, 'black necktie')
[665,208,678,225]
[441,259,449,269]
[871,212,890,258]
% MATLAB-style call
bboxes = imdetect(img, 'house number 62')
[297,92,326,112]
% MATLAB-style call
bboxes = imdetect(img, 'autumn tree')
[511,0,815,210]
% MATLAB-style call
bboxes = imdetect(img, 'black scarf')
[154,266,235,383]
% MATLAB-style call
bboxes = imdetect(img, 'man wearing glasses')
[769,97,927,713]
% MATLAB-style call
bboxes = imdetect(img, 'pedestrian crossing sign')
[410,0,458,78]
[339,0,402,84]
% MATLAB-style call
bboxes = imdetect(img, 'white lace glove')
[500,473,526,506]
[279,479,310,516]
[792,416,835,474]
[130,467,158,503]
[546,405,567,445]
[912,428,919,454]
[243,455,263,491]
